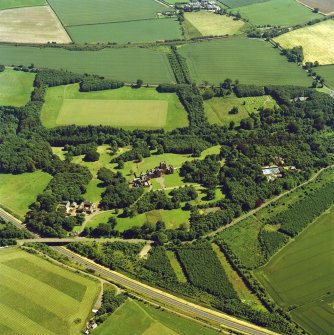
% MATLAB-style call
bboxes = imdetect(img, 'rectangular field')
[0,0,46,10]
[0,45,175,84]
[0,247,99,335]
[298,0,334,14]
[316,65,334,89]
[219,0,270,8]
[274,20,334,65]
[68,18,182,44]
[0,6,71,44]
[179,37,311,86]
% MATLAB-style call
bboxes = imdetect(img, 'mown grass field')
[0,248,99,335]
[179,38,310,86]
[255,207,334,335]
[184,12,245,37]
[0,0,46,10]
[316,65,334,89]
[274,20,334,65]
[92,299,219,335]
[0,6,71,44]
[204,95,278,126]
[0,171,51,218]
[219,0,270,7]
[68,18,182,44]
[0,45,175,84]
[48,0,166,26]
[41,84,187,129]
[298,0,334,14]
[0,69,35,106]
[232,0,322,26]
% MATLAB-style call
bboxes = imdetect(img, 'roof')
[262,167,280,175]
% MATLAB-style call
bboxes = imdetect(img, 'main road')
[54,246,280,335]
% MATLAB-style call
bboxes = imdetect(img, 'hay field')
[274,20,334,65]
[184,12,245,36]
[0,0,45,10]
[0,69,35,106]
[298,0,334,14]
[0,6,71,44]
[0,247,99,335]
[179,37,310,86]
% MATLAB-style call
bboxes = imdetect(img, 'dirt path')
[139,243,152,260]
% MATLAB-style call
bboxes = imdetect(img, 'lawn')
[47,0,167,26]
[0,171,51,218]
[41,84,187,130]
[92,299,219,335]
[232,0,322,26]
[0,45,175,84]
[0,247,100,335]
[68,19,182,44]
[0,0,46,10]
[178,37,310,86]
[316,65,334,89]
[0,6,71,44]
[0,69,35,106]
[297,0,334,14]
[255,206,334,335]
[204,95,278,126]
[274,20,334,65]
[184,12,245,37]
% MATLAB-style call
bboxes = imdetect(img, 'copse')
[79,77,124,92]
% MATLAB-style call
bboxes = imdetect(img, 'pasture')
[204,95,278,126]
[47,0,167,26]
[0,69,35,106]
[298,0,334,14]
[41,84,187,130]
[0,171,51,218]
[68,19,182,44]
[178,38,310,86]
[0,6,71,44]
[233,0,322,26]
[219,0,270,8]
[184,12,245,37]
[0,0,46,10]
[316,65,334,89]
[255,206,334,335]
[0,45,175,84]
[0,247,99,335]
[274,20,334,65]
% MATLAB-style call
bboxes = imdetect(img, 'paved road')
[54,246,280,335]
[0,208,25,230]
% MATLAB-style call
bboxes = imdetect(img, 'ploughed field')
[297,0,334,14]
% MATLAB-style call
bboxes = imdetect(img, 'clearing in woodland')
[0,6,71,44]
[297,0,334,15]
[274,20,334,65]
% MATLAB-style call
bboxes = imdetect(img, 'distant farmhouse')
[262,157,296,181]
[182,0,220,12]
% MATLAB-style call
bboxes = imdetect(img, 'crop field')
[0,45,175,84]
[68,19,182,44]
[0,0,46,10]
[255,206,334,335]
[316,65,334,89]
[47,0,167,26]
[0,6,71,44]
[232,0,322,26]
[274,20,334,65]
[0,171,51,218]
[178,38,310,86]
[41,84,187,129]
[184,12,245,37]
[204,95,278,126]
[0,69,35,106]
[0,248,99,335]
[298,0,334,14]
[219,0,270,7]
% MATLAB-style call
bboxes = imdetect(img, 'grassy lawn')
[0,0,46,10]
[68,18,182,44]
[204,95,278,126]
[92,299,219,335]
[0,69,35,106]
[0,45,175,84]
[41,84,187,130]
[179,37,310,86]
[232,0,322,26]
[184,12,245,37]
[0,247,99,335]
[0,171,51,218]
[274,20,334,65]
[255,206,334,335]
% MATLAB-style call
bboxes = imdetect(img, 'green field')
[316,65,334,89]
[0,69,35,106]
[41,84,187,130]
[0,247,99,335]
[204,95,278,126]
[0,0,46,10]
[179,38,310,86]
[92,299,219,335]
[255,207,334,335]
[0,171,52,218]
[48,0,166,26]
[68,19,182,44]
[219,0,270,8]
[0,45,175,84]
[232,0,322,26]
